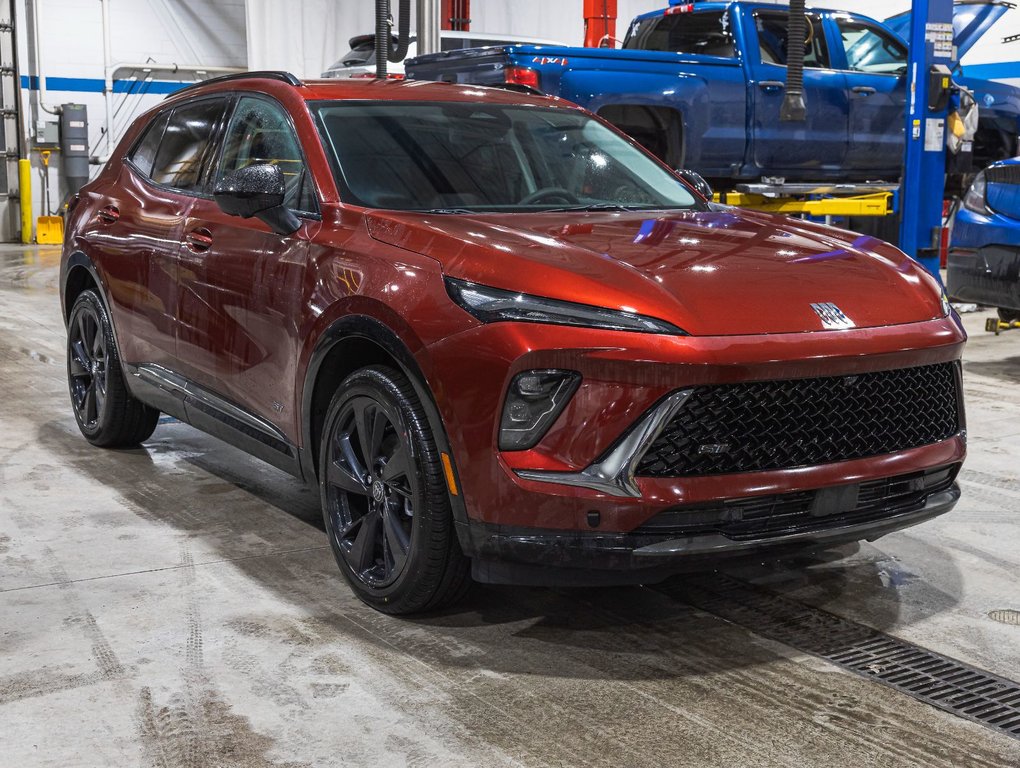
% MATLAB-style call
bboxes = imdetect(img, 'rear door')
[174,94,317,439]
[88,98,224,368]
[832,14,907,176]
[745,8,850,176]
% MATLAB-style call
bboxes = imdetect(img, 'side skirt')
[123,363,304,479]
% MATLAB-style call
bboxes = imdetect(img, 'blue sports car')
[948,157,1020,322]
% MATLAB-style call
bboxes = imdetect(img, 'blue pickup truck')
[406,0,1019,185]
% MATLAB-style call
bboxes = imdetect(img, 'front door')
[833,16,908,176]
[174,95,318,439]
[747,9,849,178]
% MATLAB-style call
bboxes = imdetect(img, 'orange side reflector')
[440,452,459,496]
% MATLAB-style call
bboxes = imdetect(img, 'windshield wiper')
[420,207,476,214]
[541,203,643,213]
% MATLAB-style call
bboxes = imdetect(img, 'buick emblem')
[810,302,855,330]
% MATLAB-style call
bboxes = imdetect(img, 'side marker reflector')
[440,452,459,496]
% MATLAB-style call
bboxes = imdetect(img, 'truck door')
[832,15,908,176]
[746,8,849,177]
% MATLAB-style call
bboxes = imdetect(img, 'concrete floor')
[1,243,1019,767]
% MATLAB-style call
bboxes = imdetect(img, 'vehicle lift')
[714,1,956,282]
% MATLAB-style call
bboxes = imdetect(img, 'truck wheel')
[319,365,469,614]
[998,307,1020,323]
[66,290,159,447]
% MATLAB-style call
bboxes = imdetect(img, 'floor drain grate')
[989,609,1020,626]
[657,575,1020,740]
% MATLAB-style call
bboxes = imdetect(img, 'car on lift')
[321,30,566,79]
[948,157,1020,321]
[406,0,1019,185]
[60,73,965,614]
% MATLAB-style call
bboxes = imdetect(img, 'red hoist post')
[441,0,470,30]
[584,0,618,47]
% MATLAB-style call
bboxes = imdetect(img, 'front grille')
[986,163,1020,185]
[633,465,958,541]
[636,362,961,477]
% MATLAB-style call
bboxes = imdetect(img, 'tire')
[319,365,470,614]
[67,290,159,447]
[997,307,1020,323]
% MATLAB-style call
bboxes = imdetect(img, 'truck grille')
[632,465,958,540]
[635,362,961,477]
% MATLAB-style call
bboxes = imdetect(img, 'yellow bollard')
[18,158,32,244]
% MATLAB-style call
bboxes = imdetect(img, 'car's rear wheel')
[319,365,469,614]
[66,290,159,447]
[997,307,1020,323]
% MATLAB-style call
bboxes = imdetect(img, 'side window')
[215,96,315,212]
[150,99,225,191]
[755,12,830,68]
[624,11,735,58]
[128,111,170,178]
[836,20,907,75]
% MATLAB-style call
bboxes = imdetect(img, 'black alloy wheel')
[66,290,159,447]
[326,394,416,588]
[320,365,469,614]
[68,299,108,429]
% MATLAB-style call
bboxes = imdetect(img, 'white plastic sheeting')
[244,0,665,78]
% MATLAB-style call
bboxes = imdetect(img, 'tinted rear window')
[128,111,170,177]
[624,11,735,58]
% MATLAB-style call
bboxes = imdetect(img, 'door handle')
[97,205,119,224]
[851,86,877,95]
[759,80,785,91]
[184,228,213,252]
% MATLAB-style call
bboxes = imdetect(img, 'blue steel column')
[898,0,954,282]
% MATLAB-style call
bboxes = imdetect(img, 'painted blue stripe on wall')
[20,75,190,94]
[960,62,1020,81]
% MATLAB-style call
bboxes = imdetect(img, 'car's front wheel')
[66,290,159,447]
[319,365,469,614]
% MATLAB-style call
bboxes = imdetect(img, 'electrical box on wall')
[60,104,90,195]
[36,120,60,147]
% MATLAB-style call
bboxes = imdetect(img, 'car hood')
[884,1,1010,60]
[365,208,945,336]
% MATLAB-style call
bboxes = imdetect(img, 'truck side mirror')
[676,169,713,200]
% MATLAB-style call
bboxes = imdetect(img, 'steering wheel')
[804,16,815,47]
[519,187,581,206]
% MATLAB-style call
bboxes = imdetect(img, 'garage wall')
[13,0,246,241]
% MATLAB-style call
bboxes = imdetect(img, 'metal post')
[898,0,954,281]
[417,0,440,57]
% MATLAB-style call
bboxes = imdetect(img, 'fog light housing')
[499,369,581,451]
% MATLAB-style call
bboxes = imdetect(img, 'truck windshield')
[314,102,700,212]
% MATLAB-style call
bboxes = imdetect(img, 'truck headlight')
[499,369,581,451]
[445,278,686,334]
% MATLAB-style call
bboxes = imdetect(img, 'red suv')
[61,72,966,614]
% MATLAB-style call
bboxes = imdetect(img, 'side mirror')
[675,168,713,201]
[213,163,301,236]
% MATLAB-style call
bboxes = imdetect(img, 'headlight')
[940,289,951,317]
[445,278,686,334]
[962,171,988,214]
[500,369,581,450]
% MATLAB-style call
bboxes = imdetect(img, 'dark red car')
[61,72,965,614]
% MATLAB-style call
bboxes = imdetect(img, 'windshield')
[314,102,700,212]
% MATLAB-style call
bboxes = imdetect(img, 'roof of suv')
[166,70,563,108]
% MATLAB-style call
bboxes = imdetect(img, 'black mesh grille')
[633,465,958,540]
[636,362,961,477]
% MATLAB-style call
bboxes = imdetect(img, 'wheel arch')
[300,315,470,527]
[596,103,686,169]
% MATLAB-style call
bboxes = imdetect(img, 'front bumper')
[422,315,967,535]
[463,483,960,586]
